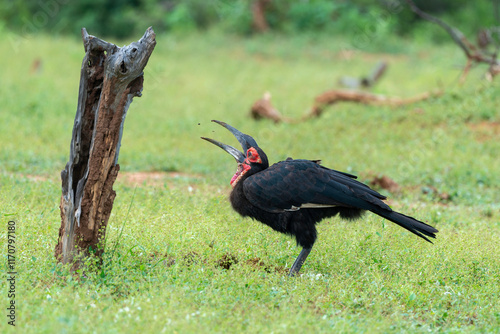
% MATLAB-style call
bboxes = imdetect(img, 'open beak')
[201,137,245,163]
[201,120,259,163]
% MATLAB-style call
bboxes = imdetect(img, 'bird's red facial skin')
[245,147,262,164]
[230,148,261,187]
[230,163,251,187]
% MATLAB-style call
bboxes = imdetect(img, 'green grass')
[0,28,499,333]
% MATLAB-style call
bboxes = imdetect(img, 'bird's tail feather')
[373,209,438,243]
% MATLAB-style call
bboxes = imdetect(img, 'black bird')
[202,120,438,276]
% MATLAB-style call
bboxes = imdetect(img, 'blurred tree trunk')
[252,0,270,33]
[54,27,156,268]
[494,0,500,24]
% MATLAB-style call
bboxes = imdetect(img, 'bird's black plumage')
[202,120,438,276]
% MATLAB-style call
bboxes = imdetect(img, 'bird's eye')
[246,148,262,164]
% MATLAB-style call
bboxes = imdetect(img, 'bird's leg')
[288,247,312,277]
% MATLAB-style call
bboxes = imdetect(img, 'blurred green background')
[1,0,498,40]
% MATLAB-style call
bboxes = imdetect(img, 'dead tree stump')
[55,27,156,266]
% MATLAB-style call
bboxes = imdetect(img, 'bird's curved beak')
[210,120,259,152]
[201,137,246,163]
[202,120,259,163]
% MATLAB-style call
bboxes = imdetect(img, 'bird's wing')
[243,159,390,213]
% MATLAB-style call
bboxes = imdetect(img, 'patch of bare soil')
[467,121,500,142]
[6,173,52,182]
[363,173,451,205]
[11,171,204,187]
[149,251,288,274]
[421,185,452,203]
[216,254,287,274]
[217,254,239,270]
[24,174,50,182]
[369,175,401,193]
[149,251,176,267]
[245,257,288,274]
[116,171,202,187]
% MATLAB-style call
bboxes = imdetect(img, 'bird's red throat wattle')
[230,163,251,187]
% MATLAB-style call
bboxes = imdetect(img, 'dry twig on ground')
[250,92,286,123]
[307,89,443,119]
[339,61,388,89]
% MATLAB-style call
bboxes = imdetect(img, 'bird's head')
[202,120,269,187]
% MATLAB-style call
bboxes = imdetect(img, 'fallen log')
[307,89,442,119]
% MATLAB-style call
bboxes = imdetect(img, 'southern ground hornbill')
[202,120,438,276]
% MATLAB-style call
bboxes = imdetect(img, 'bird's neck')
[229,178,249,217]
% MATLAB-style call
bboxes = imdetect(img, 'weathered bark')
[55,27,156,266]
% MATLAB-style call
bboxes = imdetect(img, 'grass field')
[1,27,499,333]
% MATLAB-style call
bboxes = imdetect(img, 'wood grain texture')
[55,27,156,266]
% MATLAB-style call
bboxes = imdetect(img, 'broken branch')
[307,89,443,119]
[405,0,500,80]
